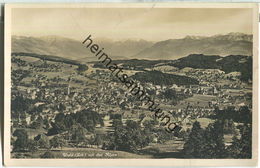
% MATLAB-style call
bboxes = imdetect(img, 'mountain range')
[135,33,252,60]
[12,35,154,62]
[12,32,252,61]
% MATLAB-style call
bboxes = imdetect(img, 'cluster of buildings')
[11,56,252,137]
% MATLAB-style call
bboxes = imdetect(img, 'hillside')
[135,33,252,60]
[12,36,153,62]
[12,33,252,61]
[168,54,252,82]
[12,36,93,61]
[12,52,83,66]
[170,54,221,69]
[131,70,199,86]
[93,59,169,70]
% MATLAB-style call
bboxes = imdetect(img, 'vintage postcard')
[4,3,258,167]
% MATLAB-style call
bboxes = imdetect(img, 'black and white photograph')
[4,3,258,167]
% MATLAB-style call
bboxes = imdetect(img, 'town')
[11,52,252,159]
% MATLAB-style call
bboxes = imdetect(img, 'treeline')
[171,54,221,69]
[12,109,105,157]
[103,118,174,153]
[12,52,87,67]
[170,54,252,82]
[212,106,252,124]
[47,109,104,135]
[12,114,175,157]
[183,120,252,158]
[12,129,65,153]
[93,59,168,70]
[91,54,252,82]
[183,105,252,158]
[158,88,192,103]
[11,95,103,133]
[11,95,35,123]
[132,70,199,86]
[12,128,68,158]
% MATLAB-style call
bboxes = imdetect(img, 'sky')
[12,7,253,41]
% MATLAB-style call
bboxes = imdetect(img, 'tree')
[183,121,205,158]
[70,124,86,144]
[110,114,122,120]
[203,120,226,158]
[223,119,236,134]
[54,113,66,131]
[27,139,38,153]
[13,129,28,152]
[47,110,104,136]
[213,106,252,124]
[239,124,252,158]
[227,136,241,158]
[50,136,66,149]
[64,115,75,129]
[112,119,123,130]
[180,128,191,141]
[93,134,103,146]
[11,96,31,118]
[227,124,252,158]
[126,120,139,130]
[13,129,28,138]
[84,120,95,132]
[34,134,50,149]
[77,64,88,73]
[76,109,104,131]
[58,103,66,111]
[108,120,150,152]
[47,113,66,135]
[238,106,252,124]
[160,88,177,100]
[143,119,156,131]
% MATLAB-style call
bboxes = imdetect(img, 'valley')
[11,51,252,158]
